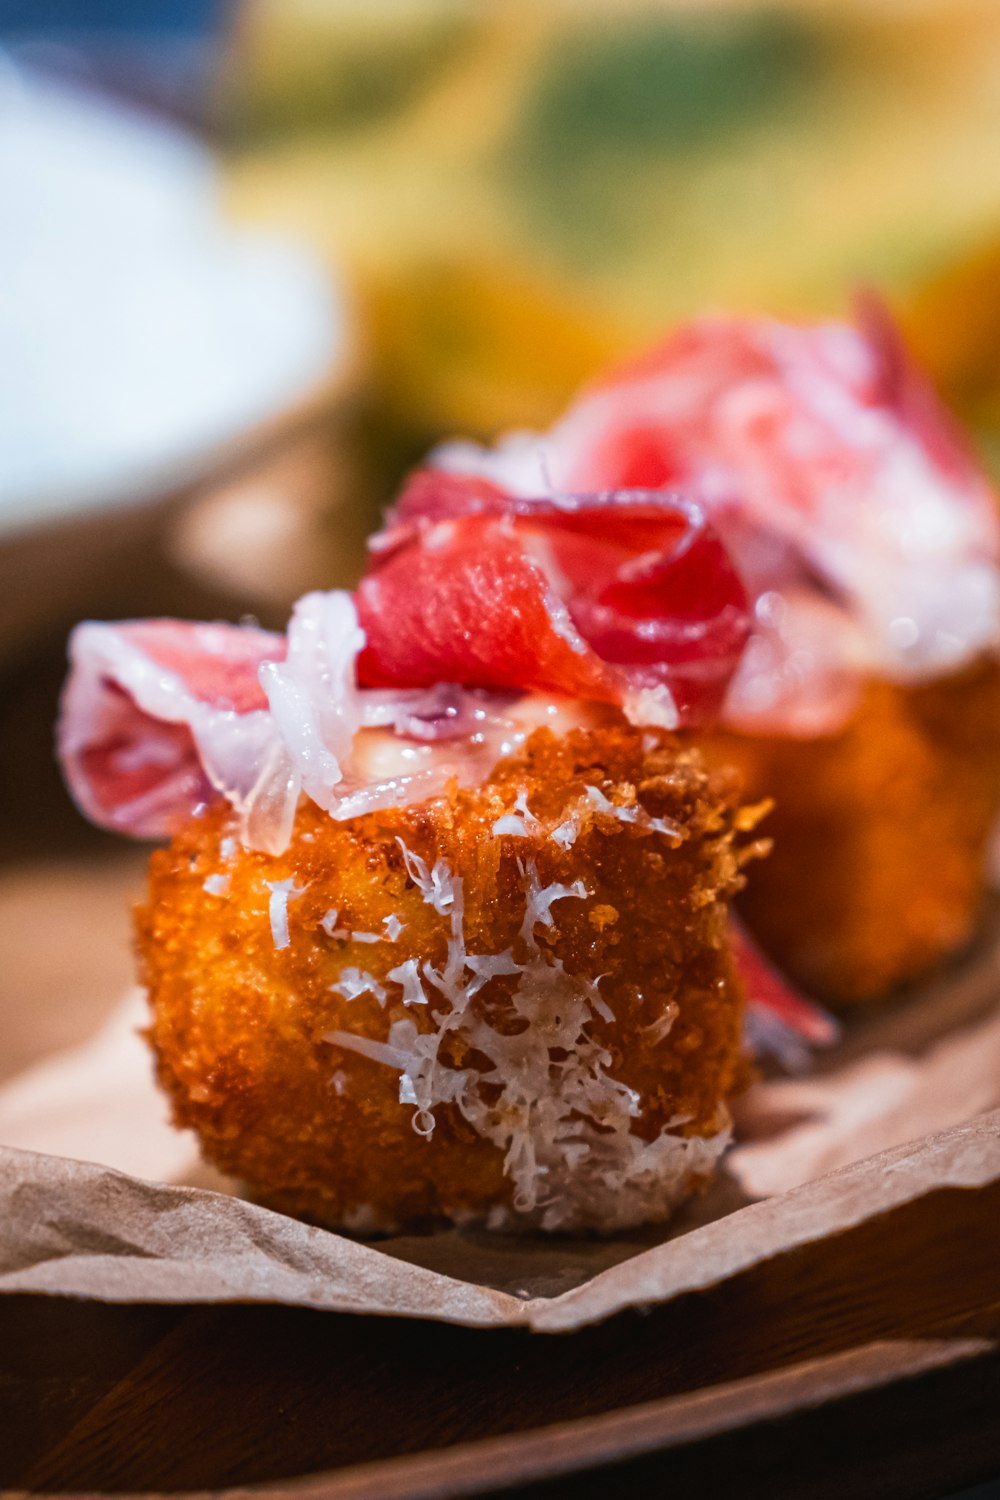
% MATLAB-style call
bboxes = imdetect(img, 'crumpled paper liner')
[1,1114,997,1333]
[2,930,1000,1331]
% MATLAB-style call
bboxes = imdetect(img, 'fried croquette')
[700,657,1000,1005]
[137,723,758,1233]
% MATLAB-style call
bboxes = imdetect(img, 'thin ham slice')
[58,595,529,854]
[58,618,285,841]
[432,301,1000,733]
[357,473,750,726]
[731,918,838,1070]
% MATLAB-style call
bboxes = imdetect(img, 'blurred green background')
[226,0,1000,469]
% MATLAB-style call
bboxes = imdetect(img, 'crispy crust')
[137,722,755,1232]
[699,658,1000,1004]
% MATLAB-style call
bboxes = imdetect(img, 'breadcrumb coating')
[137,722,758,1232]
[700,658,1000,1004]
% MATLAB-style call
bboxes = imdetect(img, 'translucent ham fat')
[60,596,438,853]
[59,594,614,854]
[433,299,1000,734]
[357,474,750,727]
[58,617,286,842]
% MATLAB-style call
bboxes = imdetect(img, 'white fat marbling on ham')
[59,595,371,856]
[58,617,284,842]
[59,592,604,857]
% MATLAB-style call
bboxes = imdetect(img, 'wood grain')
[3,1176,998,1496]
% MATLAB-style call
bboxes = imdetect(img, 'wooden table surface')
[2,646,999,1499]
[1,1173,999,1498]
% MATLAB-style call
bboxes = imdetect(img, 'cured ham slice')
[59,618,285,840]
[357,473,750,726]
[61,594,388,853]
[731,918,838,1068]
[59,596,585,854]
[433,301,1000,733]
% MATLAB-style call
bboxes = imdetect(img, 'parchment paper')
[2,927,1000,1331]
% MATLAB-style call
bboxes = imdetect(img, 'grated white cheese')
[384,914,405,941]
[326,1029,414,1070]
[321,908,380,944]
[492,814,532,837]
[398,1073,419,1105]
[584,783,638,821]
[386,957,428,1006]
[518,859,587,937]
[641,1000,680,1045]
[550,818,579,849]
[590,978,615,1025]
[265,877,306,950]
[202,872,230,897]
[583,783,684,843]
[395,837,456,914]
[326,853,725,1230]
[329,968,388,1005]
[492,789,543,838]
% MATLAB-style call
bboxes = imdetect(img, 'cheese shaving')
[320,908,379,945]
[386,958,428,1007]
[641,1001,680,1044]
[328,851,726,1230]
[395,837,456,914]
[583,783,684,842]
[329,968,388,1005]
[492,789,543,838]
[265,877,306,951]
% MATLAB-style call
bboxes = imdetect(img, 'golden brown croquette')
[138,722,761,1232]
[699,658,1000,1004]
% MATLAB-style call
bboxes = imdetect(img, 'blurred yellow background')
[226,0,1000,459]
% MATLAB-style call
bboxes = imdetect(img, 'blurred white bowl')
[0,60,351,659]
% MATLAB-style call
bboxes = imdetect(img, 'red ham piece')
[730,917,838,1068]
[560,295,990,520]
[59,618,285,840]
[853,288,986,486]
[430,300,1000,734]
[357,472,750,726]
